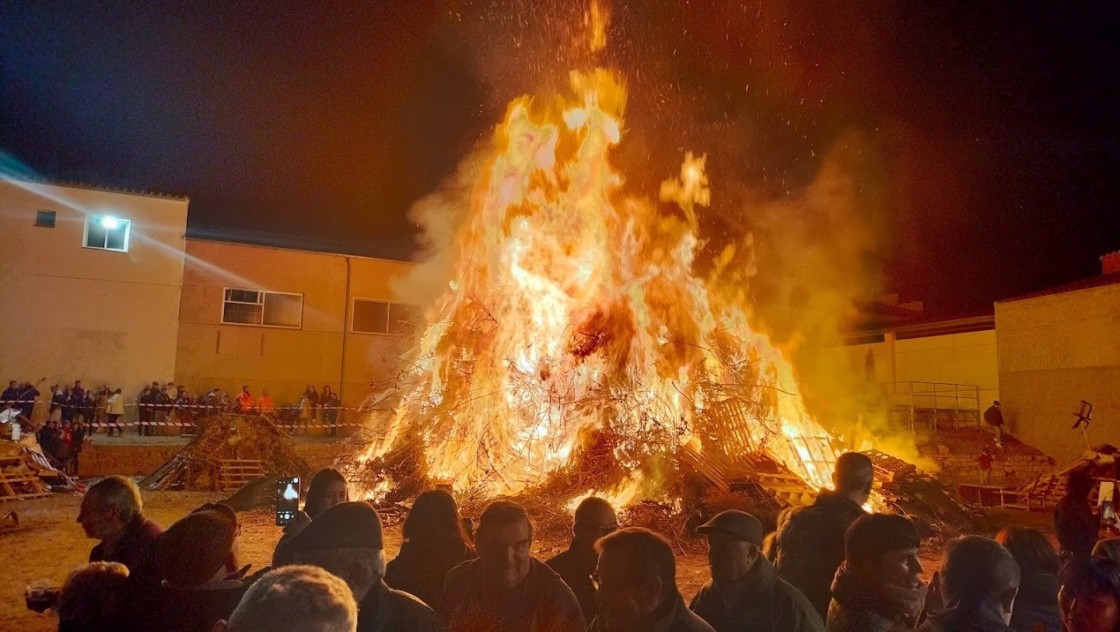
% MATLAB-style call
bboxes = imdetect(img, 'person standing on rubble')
[984,400,1005,448]
[771,452,873,618]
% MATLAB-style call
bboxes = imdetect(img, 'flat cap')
[696,510,764,546]
[286,501,383,552]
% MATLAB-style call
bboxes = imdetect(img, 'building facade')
[174,238,418,409]
[996,255,1120,463]
[0,179,188,409]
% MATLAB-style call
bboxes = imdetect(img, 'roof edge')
[1,174,189,202]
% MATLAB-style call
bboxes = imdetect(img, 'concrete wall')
[835,328,999,408]
[0,179,187,413]
[996,284,1120,463]
[174,239,414,408]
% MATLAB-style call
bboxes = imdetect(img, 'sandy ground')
[1,491,1054,631]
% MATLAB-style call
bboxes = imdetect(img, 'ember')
[346,19,837,508]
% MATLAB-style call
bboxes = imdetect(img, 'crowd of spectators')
[25,452,1120,631]
[2,378,352,452]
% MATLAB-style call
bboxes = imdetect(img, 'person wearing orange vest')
[236,386,255,414]
[257,389,276,416]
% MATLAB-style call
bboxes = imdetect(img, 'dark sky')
[2,1,1118,317]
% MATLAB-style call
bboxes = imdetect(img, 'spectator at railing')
[258,389,276,416]
[175,388,195,434]
[322,385,341,436]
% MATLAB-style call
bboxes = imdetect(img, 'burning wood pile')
[142,414,308,491]
[340,66,842,520]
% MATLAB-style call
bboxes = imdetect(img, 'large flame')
[355,68,836,504]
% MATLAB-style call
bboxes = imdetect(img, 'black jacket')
[385,538,475,608]
[772,491,867,618]
[546,544,598,621]
[1008,572,1062,632]
[440,557,586,632]
[1054,494,1097,561]
[358,580,444,632]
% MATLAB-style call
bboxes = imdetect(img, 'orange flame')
[356,68,836,502]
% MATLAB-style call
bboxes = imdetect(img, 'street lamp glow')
[99,216,121,230]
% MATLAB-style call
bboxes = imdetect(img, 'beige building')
[0,178,189,414]
[996,253,1120,463]
[174,238,418,410]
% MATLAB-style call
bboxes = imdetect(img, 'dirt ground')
[1,491,1055,631]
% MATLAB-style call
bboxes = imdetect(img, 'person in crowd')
[918,536,1020,632]
[979,447,994,484]
[60,385,76,425]
[1058,556,1120,632]
[772,451,873,617]
[308,385,321,421]
[984,400,1005,448]
[154,383,174,435]
[994,527,1062,632]
[67,416,87,475]
[284,501,444,632]
[273,468,350,564]
[826,513,926,632]
[298,387,316,434]
[546,496,618,621]
[1,380,19,404]
[126,504,247,631]
[49,384,64,423]
[591,526,713,632]
[69,380,86,426]
[136,382,155,435]
[440,500,584,632]
[18,381,39,420]
[57,561,130,632]
[213,565,359,632]
[1056,468,1099,563]
[237,385,255,414]
[689,510,822,632]
[38,419,67,463]
[257,388,276,416]
[166,381,178,400]
[1093,538,1120,564]
[106,388,125,437]
[123,477,277,631]
[78,476,164,570]
[175,387,195,434]
[322,385,341,436]
[386,488,476,608]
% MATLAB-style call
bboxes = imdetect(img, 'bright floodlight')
[99,216,121,230]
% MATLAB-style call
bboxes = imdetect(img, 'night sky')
[2,1,1117,318]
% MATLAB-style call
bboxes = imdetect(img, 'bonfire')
[345,11,838,520]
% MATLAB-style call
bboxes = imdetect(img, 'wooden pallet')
[218,459,265,492]
[0,457,51,501]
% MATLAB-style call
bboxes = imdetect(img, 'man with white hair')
[77,475,163,571]
[285,501,443,632]
[212,565,358,632]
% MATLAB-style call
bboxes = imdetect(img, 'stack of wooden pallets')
[0,450,51,502]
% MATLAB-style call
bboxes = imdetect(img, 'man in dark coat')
[1,380,19,406]
[771,452,872,618]
[547,496,619,621]
[918,536,1020,632]
[78,476,164,571]
[1055,469,1098,563]
[690,510,822,632]
[287,501,444,632]
[984,400,1005,447]
[826,514,926,632]
[592,527,714,632]
[441,500,585,632]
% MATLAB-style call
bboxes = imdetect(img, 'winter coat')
[773,490,867,617]
[690,556,824,632]
[826,564,916,632]
[1008,572,1062,632]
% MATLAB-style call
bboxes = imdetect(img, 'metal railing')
[894,381,982,432]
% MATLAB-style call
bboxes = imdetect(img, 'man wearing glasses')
[547,497,619,621]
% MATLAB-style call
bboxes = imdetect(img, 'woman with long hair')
[385,488,475,607]
[995,527,1062,632]
[272,468,349,566]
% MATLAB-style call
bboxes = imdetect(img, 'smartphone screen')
[276,476,300,526]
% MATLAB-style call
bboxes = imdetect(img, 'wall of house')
[996,284,1120,463]
[832,328,999,409]
[0,179,188,418]
[174,239,415,411]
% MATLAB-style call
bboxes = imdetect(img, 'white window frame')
[352,298,419,335]
[82,214,131,252]
[221,287,304,329]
